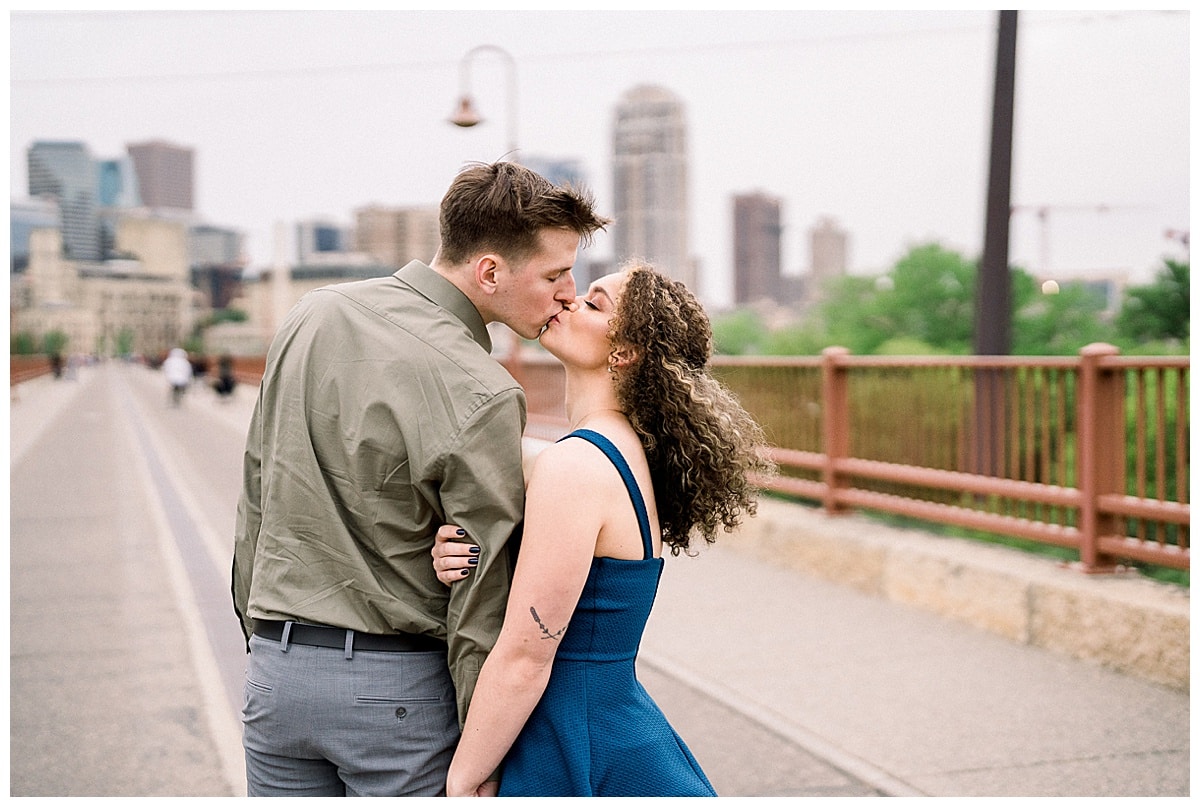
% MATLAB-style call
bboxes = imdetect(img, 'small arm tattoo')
[530,607,565,641]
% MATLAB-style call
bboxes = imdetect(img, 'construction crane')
[1164,228,1190,261]
[1009,203,1154,273]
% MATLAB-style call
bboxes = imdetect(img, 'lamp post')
[449,45,523,361]
[449,45,518,161]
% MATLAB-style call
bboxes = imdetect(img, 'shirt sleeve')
[231,389,266,650]
[439,387,527,725]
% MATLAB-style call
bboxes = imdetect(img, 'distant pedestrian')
[191,353,210,384]
[213,354,237,400]
[162,348,193,407]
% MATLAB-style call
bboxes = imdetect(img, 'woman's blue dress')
[497,429,716,797]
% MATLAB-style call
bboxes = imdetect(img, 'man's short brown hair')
[438,161,610,266]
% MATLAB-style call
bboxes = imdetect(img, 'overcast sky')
[9,9,1190,308]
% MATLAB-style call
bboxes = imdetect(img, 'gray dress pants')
[241,633,459,796]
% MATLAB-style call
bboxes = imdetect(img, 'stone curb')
[726,497,1190,691]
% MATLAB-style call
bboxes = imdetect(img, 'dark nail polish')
[468,557,479,565]
[456,528,466,536]
[469,545,481,554]
[460,569,470,576]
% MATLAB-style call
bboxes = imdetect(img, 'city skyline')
[10,10,1190,309]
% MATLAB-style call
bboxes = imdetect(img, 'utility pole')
[974,10,1018,479]
[975,10,1018,356]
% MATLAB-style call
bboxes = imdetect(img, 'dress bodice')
[498,429,714,797]
[553,429,663,662]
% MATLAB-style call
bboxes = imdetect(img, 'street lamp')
[449,45,518,160]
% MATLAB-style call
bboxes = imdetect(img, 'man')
[232,161,610,796]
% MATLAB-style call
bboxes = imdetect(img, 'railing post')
[821,346,851,514]
[1077,342,1123,572]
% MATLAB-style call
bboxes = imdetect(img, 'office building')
[190,224,246,310]
[96,156,141,208]
[27,140,102,262]
[297,219,353,264]
[733,192,783,305]
[233,260,397,349]
[806,217,849,304]
[11,197,61,274]
[353,205,439,268]
[13,220,195,357]
[127,139,194,211]
[611,85,695,292]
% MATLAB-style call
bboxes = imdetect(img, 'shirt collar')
[395,261,492,353]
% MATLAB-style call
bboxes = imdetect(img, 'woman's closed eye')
[584,300,599,310]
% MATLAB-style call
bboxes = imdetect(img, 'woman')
[433,262,774,797]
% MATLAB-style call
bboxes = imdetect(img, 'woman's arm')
[444,439,608,796]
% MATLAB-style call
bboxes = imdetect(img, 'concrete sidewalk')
[9,365,244,797]
[640,541,1188,797]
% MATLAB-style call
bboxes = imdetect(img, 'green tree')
[711,308,768,355]
[1116,259,1189,345]
[211,307,248,324]
[41,330,69,356]
[885,243,975,352]
[819,243,975,355]
[1012,272,1114,355]
[183,334,206,354]
[722,243,1172,358]
[875,335,939,355]
[116,327,135,357]
[816,274,888,354]
[761,322,825,355]
[11,332,37,355]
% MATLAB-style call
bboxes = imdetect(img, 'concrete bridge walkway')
[8,362,1190,797]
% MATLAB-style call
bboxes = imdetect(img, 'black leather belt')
[253,620,446,653]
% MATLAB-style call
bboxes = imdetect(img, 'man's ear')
[474,254,501,295]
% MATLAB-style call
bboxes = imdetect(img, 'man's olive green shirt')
[232,261,525,724]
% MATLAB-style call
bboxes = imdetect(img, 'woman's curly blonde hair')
[609,262,776,555]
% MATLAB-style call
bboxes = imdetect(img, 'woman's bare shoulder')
[529,435,611,479]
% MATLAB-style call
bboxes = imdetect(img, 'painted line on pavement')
[122,372,235,579]
[638,650,925,796]
[113,372,247,796]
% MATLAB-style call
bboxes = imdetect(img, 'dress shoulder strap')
[556,429,654,560]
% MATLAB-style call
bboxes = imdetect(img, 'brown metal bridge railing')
[9,355,55,386]
[505,343,1189,574]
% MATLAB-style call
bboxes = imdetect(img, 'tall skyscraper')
[27,140,101,262]
[733,192,782,305]
[611,85,695,292]
[127,139,194,211]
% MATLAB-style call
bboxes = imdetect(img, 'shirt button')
[395,707,407,719]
